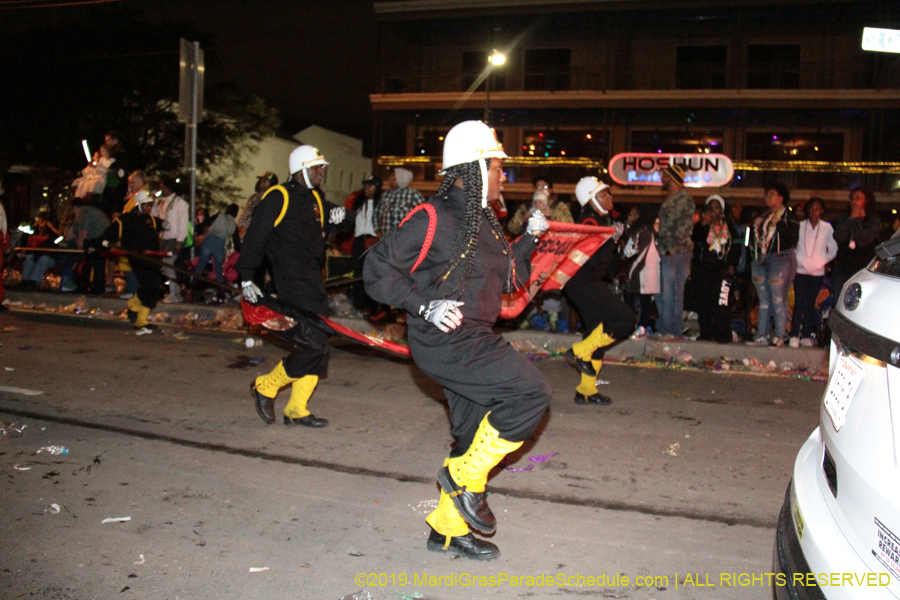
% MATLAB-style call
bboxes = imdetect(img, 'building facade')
[370,0,900,211]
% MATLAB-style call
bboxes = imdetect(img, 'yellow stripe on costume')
[264,185,290,227]
[311,190,324,228]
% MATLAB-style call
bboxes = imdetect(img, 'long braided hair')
[434,160,517,296]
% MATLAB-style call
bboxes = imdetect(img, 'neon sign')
[608,153,734,188]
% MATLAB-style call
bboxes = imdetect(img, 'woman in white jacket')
[789,197,837,347]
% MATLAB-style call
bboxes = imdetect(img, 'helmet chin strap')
[591,196,609,216]
[302,168,312,189]
[479,158,489,209]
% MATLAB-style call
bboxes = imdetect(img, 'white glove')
[101,240,110,248]
[612,222,625,241]
[526,210,549,237]
[241,281,262,304]
[420,299,464,333]
[329,207,345,225]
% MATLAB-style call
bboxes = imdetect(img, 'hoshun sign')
[609,153,735,188]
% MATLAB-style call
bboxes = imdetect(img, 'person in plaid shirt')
[374,167,425,238]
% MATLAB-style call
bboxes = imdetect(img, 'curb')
[2,290,829,373]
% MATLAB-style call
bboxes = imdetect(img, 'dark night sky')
[135,0,380,142]
[1,0,379,148]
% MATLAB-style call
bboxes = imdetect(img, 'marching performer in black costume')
[89,190,161,333]
[238,145,351,429]
[563,177,634,405]
[364,121,552,561]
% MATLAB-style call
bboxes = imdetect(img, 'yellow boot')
[425,490,469,545]
[126,295,141,324]
[572,324,616,360]
[567,324,616,376]
[574,360,610,405]
[437,413,522,534]
[134,304,151,328]
[425,490,500,559]
[283,375,328,427]
[252,361,296,424]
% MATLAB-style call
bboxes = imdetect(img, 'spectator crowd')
[1,129,898,348]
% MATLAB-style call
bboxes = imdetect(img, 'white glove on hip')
[329,207,346,225]
[241,280,262,304]
[612,221,625,241]
[526,210,549,237]
[420,299,464,333]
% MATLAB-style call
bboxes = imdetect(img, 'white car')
[775,230,900,600]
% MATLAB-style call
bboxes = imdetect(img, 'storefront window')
[745,132,843,161]
[631,130,724,154]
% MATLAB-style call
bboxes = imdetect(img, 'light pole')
[484,49,506,124]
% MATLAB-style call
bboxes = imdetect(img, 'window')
[747,44,801,89]
[462,51,507,91]
[676,46,727,89]
[524,49,571,91]
[522,129,608,158]
[745,132,843,162]
[416,129,450,157]
[631,130,724,154]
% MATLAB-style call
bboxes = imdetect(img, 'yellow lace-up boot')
[251,361,296,424]
[437,413,522,534]
[574,360,611,405]
[425,488,500,560]
[283,375,328,427]
[567,323,616,376]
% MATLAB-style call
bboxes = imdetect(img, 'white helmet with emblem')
[289,145,328,188]
[575,176,610,214]
[441,120,508,208]
[133,190,153,206]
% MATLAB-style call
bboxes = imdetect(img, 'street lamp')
[484,50,506,124]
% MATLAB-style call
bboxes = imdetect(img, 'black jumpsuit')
[236,180,350,378]
[364,186,552,455]
[564,206,635,358]
[95,210,161,311]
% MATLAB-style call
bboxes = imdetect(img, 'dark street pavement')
[0,308,826,599]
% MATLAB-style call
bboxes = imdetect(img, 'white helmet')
[133,190,152,206]
[441,120,507,171]
[289,145,328,188]
[575,177,608,206]
[441,121,507,208]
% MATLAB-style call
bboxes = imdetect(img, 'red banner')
[500,222,616,319]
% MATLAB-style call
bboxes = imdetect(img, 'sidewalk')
[2,288,829,374]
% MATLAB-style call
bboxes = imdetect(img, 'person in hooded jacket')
[690,195,738,343]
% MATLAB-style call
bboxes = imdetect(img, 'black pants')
[789,274,824,339]
[692,267,732,343]
[80,255,107,295]
[624,292,653,329]
[351,235,378,312]
[131,258,161,310]
[256,296,330,379]
[565,279,635,359]
[410,324,551,455]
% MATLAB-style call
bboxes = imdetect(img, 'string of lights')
[0,0,122,9]
[378,155,900,175]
